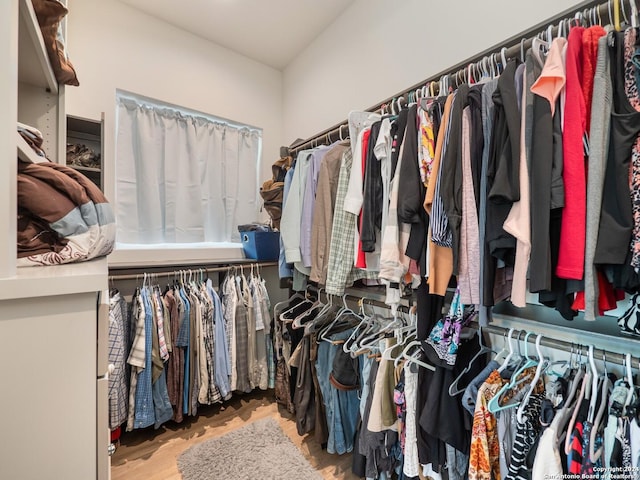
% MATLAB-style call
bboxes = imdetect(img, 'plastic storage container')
[241,231,280,261]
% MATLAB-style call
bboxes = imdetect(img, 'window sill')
[107,242,247,268]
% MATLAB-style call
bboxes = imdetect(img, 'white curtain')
[116,96,261,244]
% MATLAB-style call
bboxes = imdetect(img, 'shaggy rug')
[177,417,323,480]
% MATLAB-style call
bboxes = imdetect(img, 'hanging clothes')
[108,291,130,430]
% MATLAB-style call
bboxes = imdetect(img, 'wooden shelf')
[68,164,101,173]
[17,0,57,94]
[0,257,108,301]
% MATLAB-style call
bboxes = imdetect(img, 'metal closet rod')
[307,286,637,367]
[481,324,639,368]
[289,0,632,154]
[108,261,277,281]
[308,285,412,313]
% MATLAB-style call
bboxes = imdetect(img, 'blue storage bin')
[241,231,280,260]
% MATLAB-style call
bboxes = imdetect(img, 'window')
[114,91,262,248]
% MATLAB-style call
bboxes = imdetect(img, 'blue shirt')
[279,166,295,279]
[207,280,231,398]
[176,287,191,415]
[133,288,155,429]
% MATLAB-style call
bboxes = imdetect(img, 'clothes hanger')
[622,0,638,27]
[621,0,630,26]
[614,0,621,31]
[349,301,385,354]
[279,287,314,323]
[554,352,587,445]
[587,344,600,422]
[493,328,511,365]
[394,337,435,371]
[590,351,612,463]
[488,331,538,413]
[596,5,603,26]
[564,349,592,455]
[624,352,635,414]
[516,334,547,422]
[292,287,327,329]
[319,294,361,344]
[500,47,508,72]
[403,343,436,371]
[448,327,494,396]
[498,328,524,373]
[381,331,416,362]
[360,307,405,346]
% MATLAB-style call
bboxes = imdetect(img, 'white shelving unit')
[67,114,104,190]
[17,0,57,94]
[1,2,109,479]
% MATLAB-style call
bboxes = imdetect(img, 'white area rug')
[178,417,323,480]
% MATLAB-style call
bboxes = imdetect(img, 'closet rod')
[309,286,638,366]
[289,0,630,153]
[108,261,277,281]
[482,324,638,368]
[308,285,412,313]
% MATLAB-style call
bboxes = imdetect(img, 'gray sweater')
[584,35,612,321]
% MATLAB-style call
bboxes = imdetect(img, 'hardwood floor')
[111,390,360,480]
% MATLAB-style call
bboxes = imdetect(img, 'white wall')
[283,0,584,143]
[65,0,282,208]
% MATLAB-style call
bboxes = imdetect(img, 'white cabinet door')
[0,292,98,480]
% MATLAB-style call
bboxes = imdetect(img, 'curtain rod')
[289,0,629,153]
[108,261,277,281]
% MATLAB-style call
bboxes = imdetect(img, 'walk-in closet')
[4,1,640,479]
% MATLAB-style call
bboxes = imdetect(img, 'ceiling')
[118,0,356,70]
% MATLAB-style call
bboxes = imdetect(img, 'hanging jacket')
[361,121,383,252]
[595,31,640,277]
[557,27,588,280]
[398,104,430,273]
[486,59,521,267]
[425,94,455,297]
[440,84,469,276]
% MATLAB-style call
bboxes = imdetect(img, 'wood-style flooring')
[110,390,360,480]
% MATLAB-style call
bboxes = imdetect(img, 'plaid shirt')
[108,292,128,429]
[326,149,378,295]
[234,277,252,393]
[163,289,184,423]
[198,285,223,404]
[132,288,155,429]
[152,288,169,361]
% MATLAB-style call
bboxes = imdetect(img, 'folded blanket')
[17,161,115,266]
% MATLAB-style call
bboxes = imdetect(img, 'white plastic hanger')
[587,345,599,422]
[449,327,494,396]
[500,47,508,73]
[516,334,546,422]
[590,351,611,463]
[493,328,512,365]
[565,351,591,455]
[621,0,630,25]
[630,0,639,27]
[395,338,435,371]
[624,353,634,415]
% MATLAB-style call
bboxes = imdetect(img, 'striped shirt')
[505,393,544,480]
[325,148,378,295]
[431,93,456,248]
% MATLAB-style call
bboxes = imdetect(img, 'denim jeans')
[316,329,361,454]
